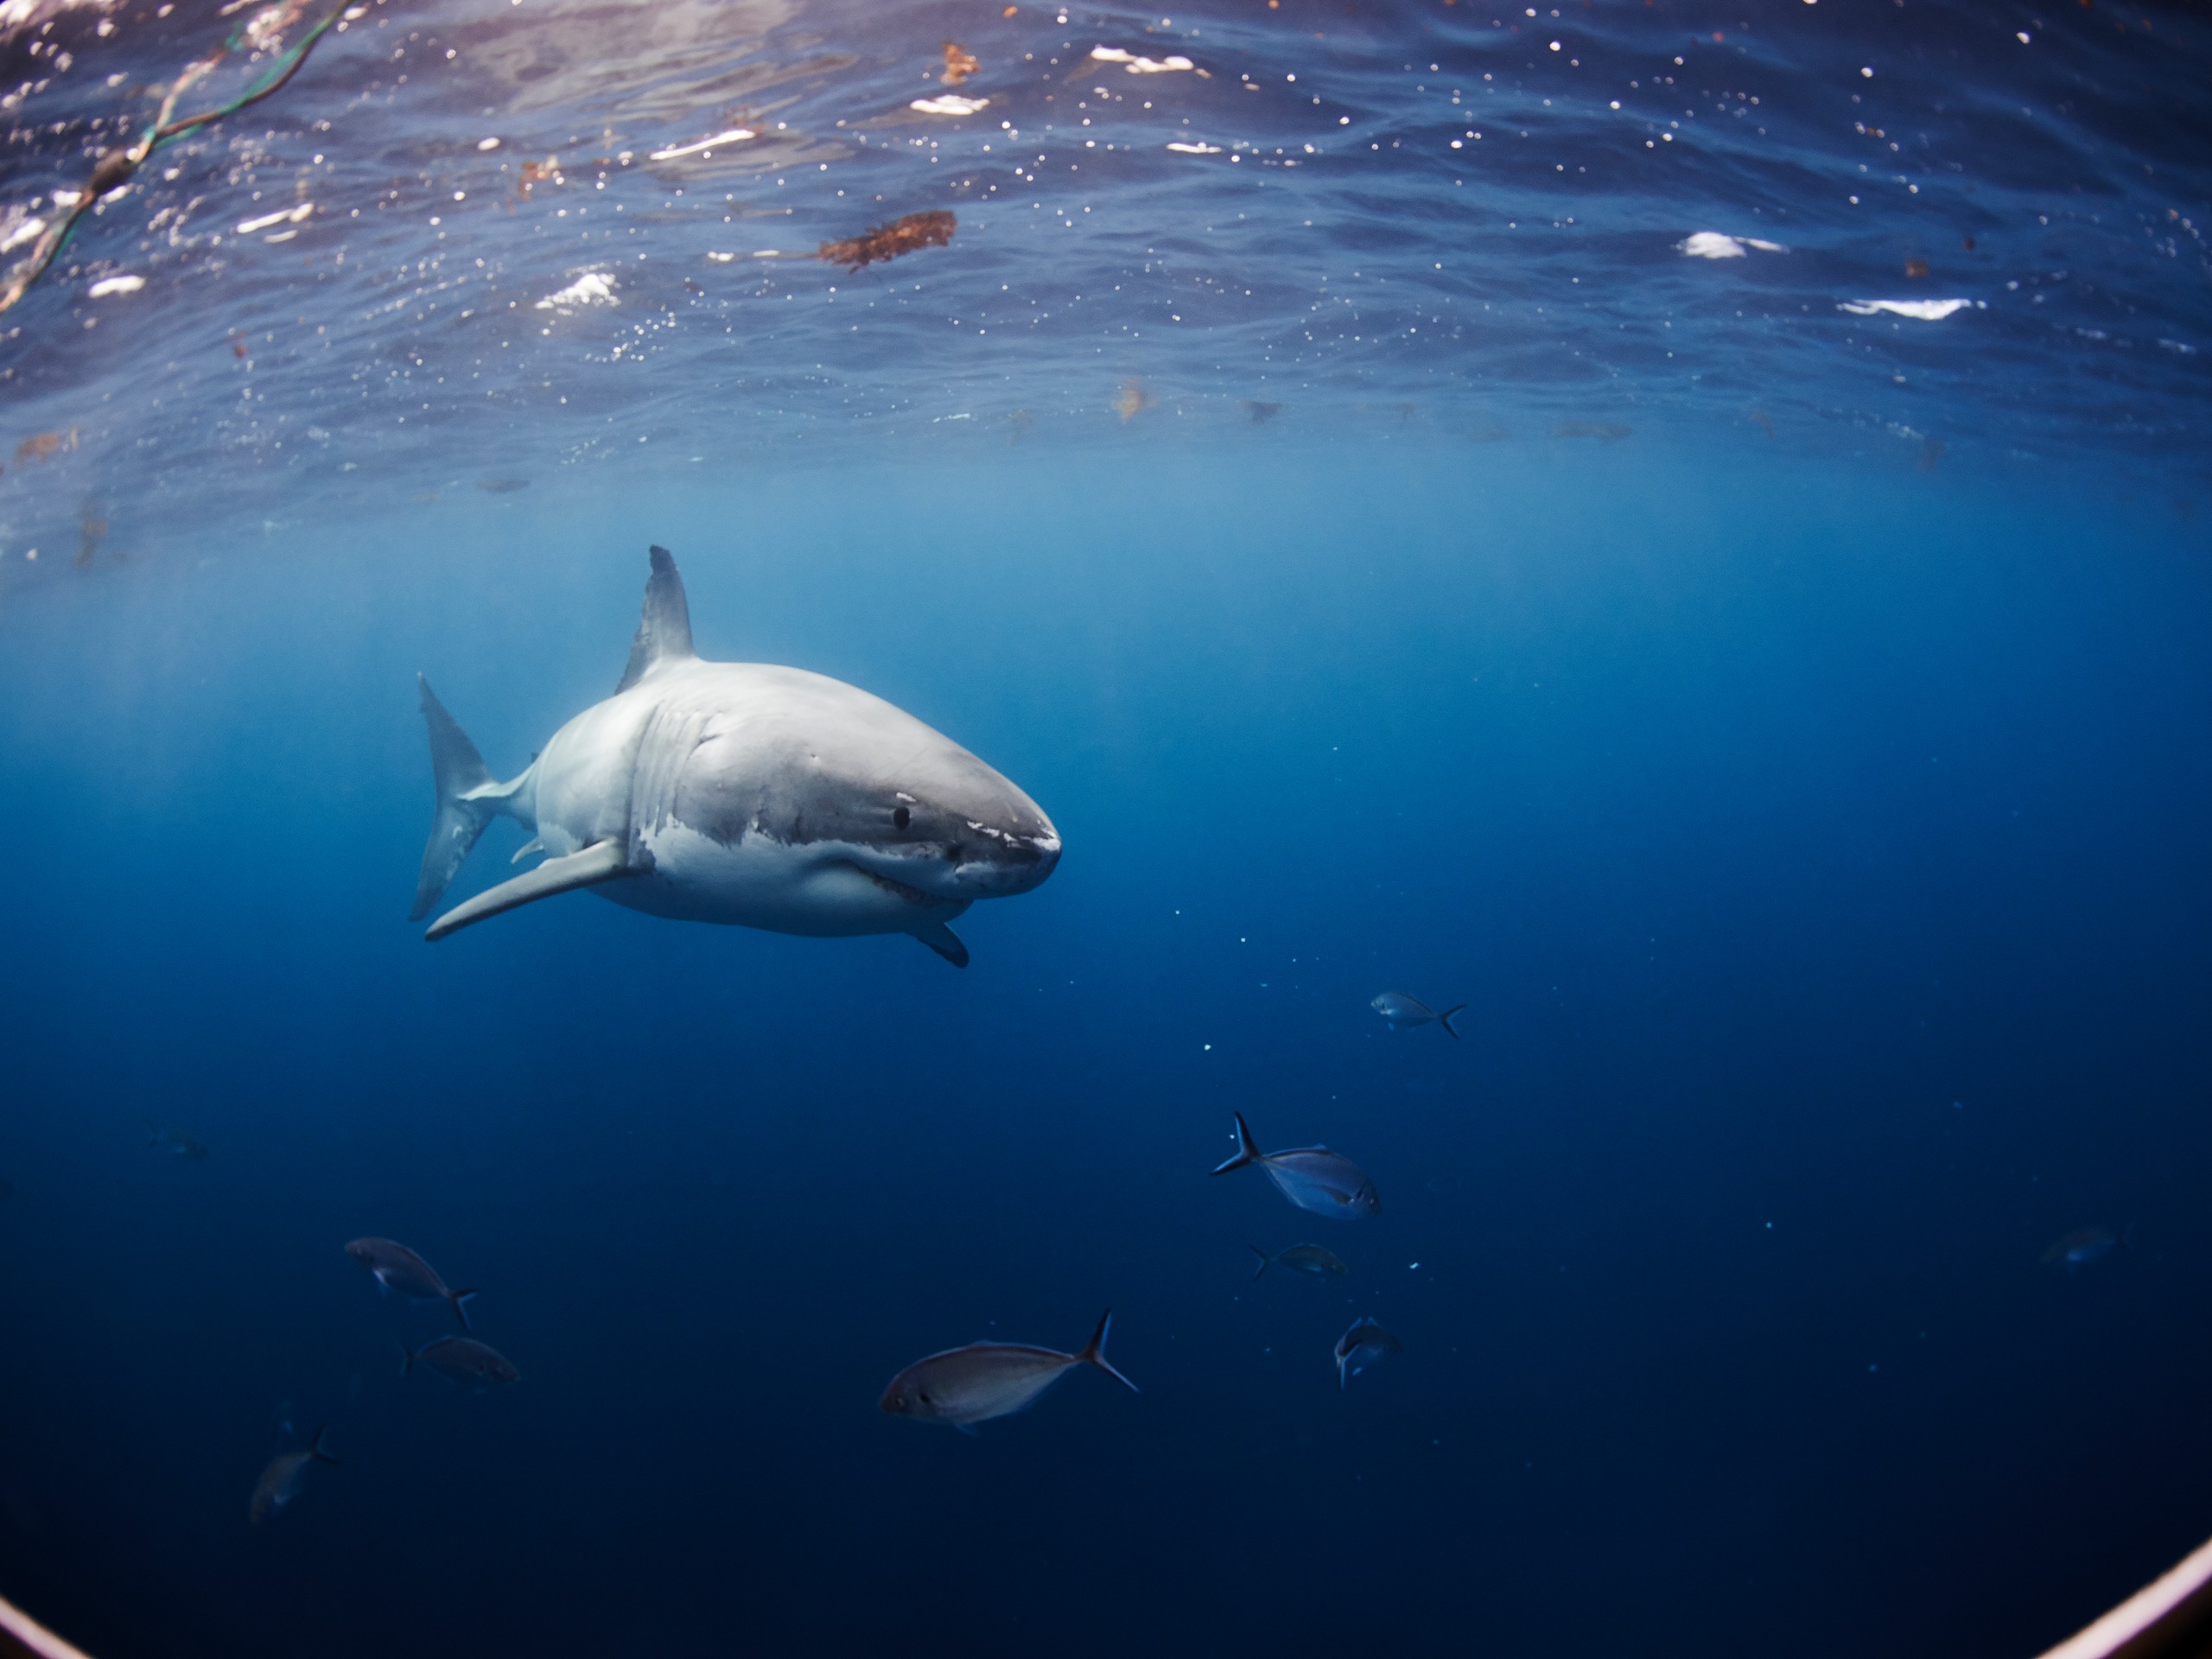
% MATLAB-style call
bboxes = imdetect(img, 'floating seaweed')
[1554,421,1630,442]
[943,41,980,85]
[1008,408,1034,445]
[518,159,563,200]
[1114,379,1154,423]
[818,210,957,271]
[1241,399,1281,425]
[1904,257,1930,278]
[74,497,107,569]
[476,479,531,493]
[1749,409,1776,438]
[15,429,74,466]
[1918,437,1945,472]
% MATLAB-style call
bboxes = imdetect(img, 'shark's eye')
[893,805,910,830]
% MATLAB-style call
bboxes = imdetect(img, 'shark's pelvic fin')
[424,839,632,943]
[909,918,970,969]
[510,837,545,866]
[615,544,697,694]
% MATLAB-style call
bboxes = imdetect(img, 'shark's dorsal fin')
[616,544,696,692]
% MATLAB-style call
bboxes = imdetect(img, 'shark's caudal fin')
[1211,1112,1264,1177]
[615,545,698,693]
[410,677,530,920]
[424,840,632,943]
[1438,1004,1466,1040]
[909,918,969,969]
[1076,1309,1139,1394]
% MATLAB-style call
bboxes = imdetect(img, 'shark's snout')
[952,820,1060,898]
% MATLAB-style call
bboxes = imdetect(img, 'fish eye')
[893,804,911,830]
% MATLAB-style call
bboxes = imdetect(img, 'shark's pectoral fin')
[910,919,969,969]
[424,840,631,943]
[510,837,545,866]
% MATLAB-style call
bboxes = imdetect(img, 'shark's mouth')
[848,861,932,906]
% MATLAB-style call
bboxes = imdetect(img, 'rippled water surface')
[1,3,2210,1657]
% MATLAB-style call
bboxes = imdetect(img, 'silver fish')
[1370,991,1465,1039]
[400,1336,520,1390]
[2042,1225,2132,1272]
[145,1122,208,1160]
[879,1309,1138,1433]
[1249,1243,1349,1282]
[346,1237,478,1327]
[1333,1318,1402,1389]
[249,1424,337,1524]
[1211,1113,1379,1220]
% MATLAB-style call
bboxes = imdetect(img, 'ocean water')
[2,3,2210,1656]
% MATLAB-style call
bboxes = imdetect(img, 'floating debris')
[648,129,754,162]
[1166,141,1223,156]
[475,478,531,493]
[518,159,562,198]
[1241,399,1281,424]
[1918,437,1945,471]
[1678,232,1785,259]
[1749,409,1777,438]
[237,203,312,235]
[1091,45,1197,73]
[1008,408,1034,444]
[1554,421,1630,442]
[0,0,353,316]
[942,41,980,85]
[1839,298,1980,321]
[1904,257,1930,278]
[910,94,989,116]
[15,429,73,466]
[86,274,145,298]
[819,210,956,271]
[1114,379,1154,422]
[536,271,618,311]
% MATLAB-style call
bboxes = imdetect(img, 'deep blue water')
[3,3,2211,1657]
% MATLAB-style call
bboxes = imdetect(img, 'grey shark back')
[411,547,1060,964]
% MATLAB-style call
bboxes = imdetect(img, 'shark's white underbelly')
[587,819,966,938]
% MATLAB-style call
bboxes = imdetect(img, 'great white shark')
[410,546,1061,964]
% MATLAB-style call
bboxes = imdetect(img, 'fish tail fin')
[398,1341,416,1380]
[1077,1308,1139,1394]
[1211,1112,1262,1176]
[450,1288,479,1330]
[410,675,522,921]
[1439,1004,1466,1040]
[309,1422,339,1465]
[1249,1245,1271,1281]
